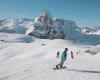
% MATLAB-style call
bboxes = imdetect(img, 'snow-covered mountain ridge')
[0,18,34,34]
[81,27,100,35]
[0,10,100,45]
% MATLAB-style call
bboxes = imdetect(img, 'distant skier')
[56,48,68,69]
[77,51,78,54]
[77,50,80,54]
[70,51,74,59]
[56,51,60,58]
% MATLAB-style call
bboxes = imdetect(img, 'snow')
[88,30,100,35]
[81,27,100,35]
[0,33,33,43]
[0,33,100,80]
[25,26,35,35]
[0,18,33,34]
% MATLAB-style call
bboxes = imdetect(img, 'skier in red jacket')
[70,51,74,59]
[56,51,60,58]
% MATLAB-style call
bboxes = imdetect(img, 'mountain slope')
[0,33,100,80]
[0,18,34,34]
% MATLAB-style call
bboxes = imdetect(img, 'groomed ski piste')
[0,32,100,80]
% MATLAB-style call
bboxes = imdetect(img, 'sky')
[0,0,100,27]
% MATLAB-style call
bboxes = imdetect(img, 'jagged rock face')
[28,10,65,39]
[37,10,53,25]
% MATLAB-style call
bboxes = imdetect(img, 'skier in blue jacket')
[56,48,68,69]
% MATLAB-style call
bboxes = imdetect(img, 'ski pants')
[56,60,65,67]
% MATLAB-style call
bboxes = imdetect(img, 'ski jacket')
[61,51,67,61]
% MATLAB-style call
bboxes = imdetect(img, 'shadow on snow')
[67,68,100,74]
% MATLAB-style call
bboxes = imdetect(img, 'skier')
[77,50,80,54]
[56,51,60,58]
[70,51,74,59]
[56,48,68,69]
